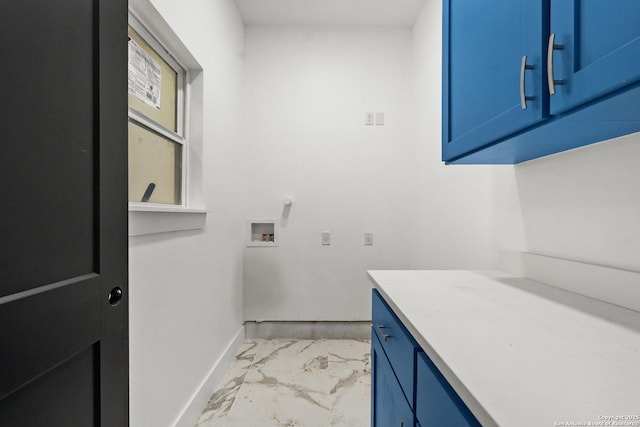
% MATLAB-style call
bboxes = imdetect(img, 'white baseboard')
[171,325,245,427]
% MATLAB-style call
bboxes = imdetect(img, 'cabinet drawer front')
[372,333,415,427]
[372,289,417,408]
[416,352,480,427]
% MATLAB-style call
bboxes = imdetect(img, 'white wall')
[410,1,640,275]
[242,26,416,321]
[497,133,640,272]
[127,1,640,423]
[241,8,506,321]
[410,1,499,269]
[128,0,246,426]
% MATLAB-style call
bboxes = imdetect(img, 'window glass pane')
[128,122,182,204]
[128,26,178,132]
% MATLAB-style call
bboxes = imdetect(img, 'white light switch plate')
[365,112,374,125]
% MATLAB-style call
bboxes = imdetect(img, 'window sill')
[128,203,207,236]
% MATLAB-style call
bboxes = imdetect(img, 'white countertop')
[368,270,640,427]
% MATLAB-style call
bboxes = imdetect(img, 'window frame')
[127,1,206,236]
[128,12,188,208]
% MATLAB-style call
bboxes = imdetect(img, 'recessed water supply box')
[247,219,278,247]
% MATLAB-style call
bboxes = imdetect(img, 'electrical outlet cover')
[364,232,373,245]
[322,231,331,245]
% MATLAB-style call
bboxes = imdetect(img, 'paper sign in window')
[128,38,162,109]
[127,26,177,132]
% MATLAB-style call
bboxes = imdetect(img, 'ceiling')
[233,0,427,27]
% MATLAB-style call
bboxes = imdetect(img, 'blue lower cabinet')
[371,333,414,427]
[416,352,481,427]
[372,289,481,427]
[372,290,418,408]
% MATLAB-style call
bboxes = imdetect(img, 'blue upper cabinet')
[443,0,640,164]
[443,0,547,161]
[549,0,640,115]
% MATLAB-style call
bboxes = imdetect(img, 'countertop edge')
[368,270,499,427]
[367,269,640,427]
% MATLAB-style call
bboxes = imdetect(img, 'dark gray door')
[0,0,128,425]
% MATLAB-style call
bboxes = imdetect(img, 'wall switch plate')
[322,231,331,245]
[364,232,373,245]
[365,112,374,125]
[375,112,385,126]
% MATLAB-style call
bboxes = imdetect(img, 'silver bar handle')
[547,33,564,95]
[377,324,391,341]
[520,55,535,109]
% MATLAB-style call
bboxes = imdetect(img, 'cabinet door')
[372,290,417,408]
[372,334,414,427]
[549,0,640,115]
[416,352,480,427]
[443,0,547,161]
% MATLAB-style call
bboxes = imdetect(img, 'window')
[128,17,185,205]
[127,2,206,236]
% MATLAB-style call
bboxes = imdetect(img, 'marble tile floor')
[194,339,371,427]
